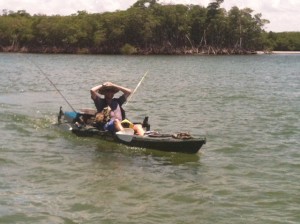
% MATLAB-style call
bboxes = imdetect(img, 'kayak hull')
[56,109,206,154]
[118,135,206,154]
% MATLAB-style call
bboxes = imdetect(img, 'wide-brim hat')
[98,86,119,95]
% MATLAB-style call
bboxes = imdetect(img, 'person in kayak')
[90,82,144,136]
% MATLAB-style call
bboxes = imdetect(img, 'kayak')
[56,107,206,154]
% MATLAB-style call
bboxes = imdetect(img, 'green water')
[0,53,299,223]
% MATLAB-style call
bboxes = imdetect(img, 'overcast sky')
[1,0,299,32]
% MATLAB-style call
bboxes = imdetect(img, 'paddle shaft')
[124,70,148,107]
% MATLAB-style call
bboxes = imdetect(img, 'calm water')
[0,53,299,224]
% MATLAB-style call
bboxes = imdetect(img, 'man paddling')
[90,82,144,136]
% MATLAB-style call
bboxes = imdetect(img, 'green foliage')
[120,43,137,54]
[1,0,298,53]
[0,11,33,48]
[260,32,300,51]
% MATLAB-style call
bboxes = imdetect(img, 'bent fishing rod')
[26,56,76,112]
[124,70,148,107]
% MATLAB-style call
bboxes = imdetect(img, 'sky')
[0,0,299,32]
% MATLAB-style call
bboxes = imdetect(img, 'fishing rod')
[124,70,149,107]
[26,56,76,112]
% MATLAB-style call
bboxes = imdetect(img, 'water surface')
[0,53,299,223]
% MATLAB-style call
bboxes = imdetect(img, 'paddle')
[124,70,148,107]
[115,128,134,142]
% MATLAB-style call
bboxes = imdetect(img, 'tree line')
[263,32,300,51]
[0,0,299,54]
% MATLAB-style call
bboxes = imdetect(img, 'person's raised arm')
[90,84,103,100]
[103,82,132,99]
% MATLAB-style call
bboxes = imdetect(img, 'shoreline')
[273,51,300,54]
[1,47,300,55]
[257,51,300,54]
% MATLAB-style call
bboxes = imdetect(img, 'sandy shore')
[257,51,300,54]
